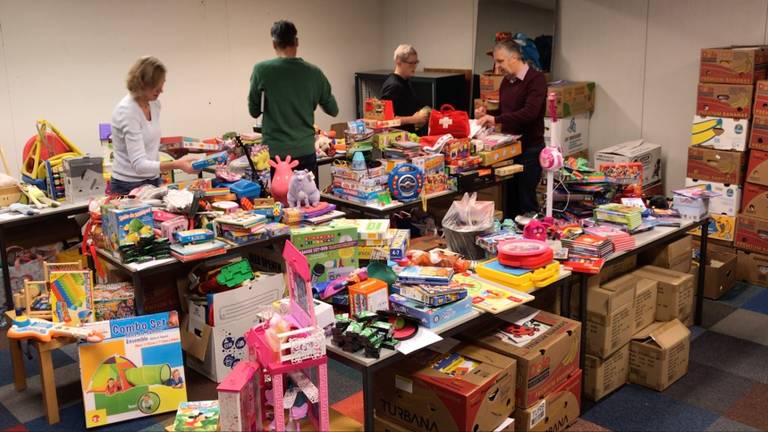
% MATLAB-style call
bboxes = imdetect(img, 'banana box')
[696,83,753,119]
[754,80,768,117]
[470,305,581,409]
[476,260,561,293]
[690,116,748,151]
[735,214,768,255]
[747,149,768,187]
[742,182,768,219]
[687,146,746,185]
[749,115,768,150]
[700,47,768,85]
[689,213,736,242]
[515,369,582,432]
[684,178,742,216]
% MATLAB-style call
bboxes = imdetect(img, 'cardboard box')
[735,213,768,254]
[389,294,473,329]
[515,369,581,432]
[290,225,359,282]
[633,266,694,323]
[639,235,692,273]
[643,180,664,197]
[691,116,748,151]
[472,305,581,409]
[480,73,505,102]
[547,81,596,118]
[689,213,737,242]
[737,250,768,287]
[586,274,636,358]
[687,146,746,185]
[691,250,738,300]
[101,204,154,251]
[629,319,691,391]
[740,182,768,218]
[696,83,754,119]
[584,344,629,401]
[700,46,768,84]
[632,278,658,335]
[673,194,710,222]
[750,115,768,150]
[479,141,522,166]
[183,274,284,382]
[544,113,590,157]
[685,178,742,216]
[594,140,662,186]
[747,149,768,187]
[374,343,517,432]
[754,80,768,116]
[572,255,638,317]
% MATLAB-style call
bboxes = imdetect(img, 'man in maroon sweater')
[477,40,547,218]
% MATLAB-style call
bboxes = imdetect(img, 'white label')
[530,400,546,429]
[395,374,413,393]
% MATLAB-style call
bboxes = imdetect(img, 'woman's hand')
[474,106,487,119]
[173,158,197,174]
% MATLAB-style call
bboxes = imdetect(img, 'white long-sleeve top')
[110,94,161,181]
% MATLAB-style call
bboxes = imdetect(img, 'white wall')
[555,0,768,193]
[0,0,383,178]
[474,0,555,73]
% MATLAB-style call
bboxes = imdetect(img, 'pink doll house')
[217,361,261,432]
[244,240,329,431]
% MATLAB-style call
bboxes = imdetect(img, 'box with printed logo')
[687,146,746,185]
[696,83,754,119]
[515,369,582,432]
[691,116,748,151]
[700,46,768,85]
[685,178,742,216]
[736,213,768,255]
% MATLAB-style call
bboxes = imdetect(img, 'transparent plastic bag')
[441,193,495,259]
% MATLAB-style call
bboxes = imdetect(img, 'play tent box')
[78,312,187,428]
[746,149,768,187]
[629,319,691,391]
[584,344,629,401]
[183,273,284,382]
[687,146,746,185]
[699,46,768,85]
[632,266,694,324]
[374,343,517,432]
[544,113,590,156]
[685,178,742,216]
[471,305,581,409]
[547,81,595,118]
[696,83,754,119]
[515,369,581,432]
[594,140,662,186]
[691,116,748,151]
[735,214,768,254]
[586,274,636,359]
[289,225,358,282]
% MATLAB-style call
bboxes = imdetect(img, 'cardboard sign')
[700,46,768,85]
[629,319,690,391]
[735,213,768,254]
[696,83,754,118]
[584,344,629,401]
[687,146,746,185]
[747,149,768,187]
[691,116,748,151]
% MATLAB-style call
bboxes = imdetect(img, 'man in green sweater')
[248,20,339,178]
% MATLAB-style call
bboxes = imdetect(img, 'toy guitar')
[7,313,104,343]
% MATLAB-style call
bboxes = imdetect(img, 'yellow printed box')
[479,142,522,166]
[689,214,736,242]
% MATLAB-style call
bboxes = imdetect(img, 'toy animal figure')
[18,183,60,208]
[0,202,40,216]
[269,156,298,206]
[524,219,548,241]
[287,170,320,208]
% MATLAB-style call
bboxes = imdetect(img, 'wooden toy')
[49,270,94,326]
[24,280,52,319]
[348,278,388,316]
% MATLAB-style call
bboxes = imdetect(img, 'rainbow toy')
[49,270,93,326]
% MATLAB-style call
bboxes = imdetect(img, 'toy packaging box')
[736,213,768,254]
[364,98,395,121]
[412,153,448,195]
[689,213,736,242]
[217,361,261,432]
[699,46,768,85]
[93,282,135,321]
[594,140,662,186]
[471,305,581,409]
[389,229,410,261]
[330,218,390,241]
[171,400,220,431]
[49,270,94,326]
[750,114,768,150]
[374,343,517,432]
[102,204,155,251]
[389,293,472,329]
[544,113,590,156]
[696,83,754,119]
[546,81,596,118]
[687,146,745,185]
[290,226,359,282]
[690,116,748,151]
[478,142,522,166]
[684,178,742,216]
[747,149,768,187]
[373,129,409,147]
[442,137,472,163]
[63,156,105,203]
[78,311,187,428]
[515,369,582,432]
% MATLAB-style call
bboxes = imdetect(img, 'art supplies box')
[687,146,746,185]
[586,274,636,358]
[632,266,694,324]
[374,343,517,432]
[471,305,581,409]
[685,178,742,216]
[594,140,662,186]
[545,113,590,156]
[691,116,748,151]
[183,274,283,382]
[515,369,581,432]
[696,83,754,119]
[389,293,472,329]
[584,344,628,401]
[629,319,690,391]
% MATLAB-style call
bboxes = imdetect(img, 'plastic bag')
[442,192,494,232]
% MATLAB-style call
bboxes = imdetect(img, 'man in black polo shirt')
[381,44,429,133]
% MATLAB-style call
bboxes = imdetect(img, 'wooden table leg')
[9,339,26,392]
[38,348,59,424]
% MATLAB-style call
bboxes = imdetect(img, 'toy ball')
[539,147,564,171]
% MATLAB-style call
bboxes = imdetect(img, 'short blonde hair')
[394,44,417,63]
[126,56,166,95]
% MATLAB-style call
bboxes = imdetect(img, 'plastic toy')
[314,268,368,300]
[496,239,554,269]
[269,155,298,206]
[351,151,366,171]
[191,151,228,170]
[22,120,83,185]
[388,163,424,202]
[7,314,104,343]
[217,361,260,432]
[229,179,262,200]
[287,170,320,208]
[215,259,254,288]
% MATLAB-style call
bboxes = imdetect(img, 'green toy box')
[101,204,154,251]
[290,225,359,282]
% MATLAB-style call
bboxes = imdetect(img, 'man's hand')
[474,106,487,119]
[477,114,495,127]
[174,158,197,174]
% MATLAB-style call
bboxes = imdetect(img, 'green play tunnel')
[124,364,171,386]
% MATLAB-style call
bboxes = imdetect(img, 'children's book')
[451,273,534,314]
[168,400,220,431]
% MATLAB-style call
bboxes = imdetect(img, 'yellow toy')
[19,183,60,209]
[22,120,83,183]
[254,147,270,172]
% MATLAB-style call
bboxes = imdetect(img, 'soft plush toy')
[315,134,334,158]
[287,170,320,208]
[254,147,271,172]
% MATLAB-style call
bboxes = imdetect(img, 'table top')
[601,219,700,263]
[321,189,458,214]
[0,201,90,228]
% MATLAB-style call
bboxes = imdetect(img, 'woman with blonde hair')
[109,56,196,195]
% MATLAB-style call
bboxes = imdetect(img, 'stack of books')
[170,240,227,262]
[214,212,267,244]
[561,234,615,258]
[594,203,644,230]
[389,266,472,329]
[584,226,635,252]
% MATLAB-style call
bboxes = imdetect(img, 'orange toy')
[404,249,473,273]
